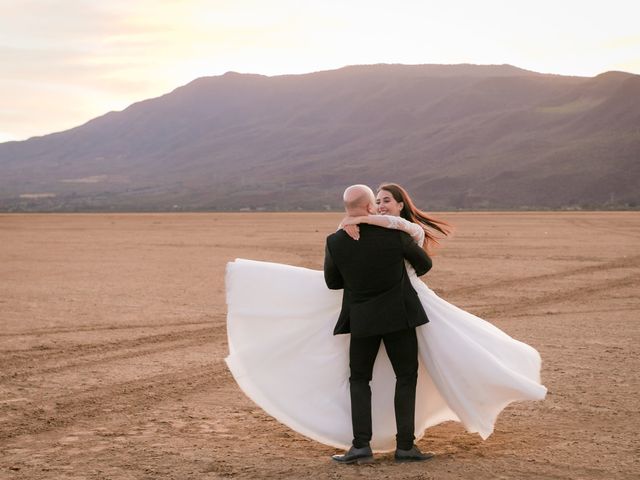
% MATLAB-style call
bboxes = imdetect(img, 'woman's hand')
[339,216,362,240]
[343,224,360,240]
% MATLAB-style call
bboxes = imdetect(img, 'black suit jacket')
[324,224,432,338]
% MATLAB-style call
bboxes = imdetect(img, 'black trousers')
[349,327,418,450]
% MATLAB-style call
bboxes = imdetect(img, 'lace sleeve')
[368,215,425,247]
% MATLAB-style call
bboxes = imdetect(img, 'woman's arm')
[340,215,425,246]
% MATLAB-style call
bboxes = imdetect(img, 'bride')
[225,183,546,452]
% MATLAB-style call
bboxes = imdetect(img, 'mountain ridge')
[1,64,638,211]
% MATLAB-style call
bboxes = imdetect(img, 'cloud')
[0,0,349,140]
[1,0,639,141]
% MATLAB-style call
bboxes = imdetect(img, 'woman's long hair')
[377,183,452,254]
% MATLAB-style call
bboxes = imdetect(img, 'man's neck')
[345,208,370,217]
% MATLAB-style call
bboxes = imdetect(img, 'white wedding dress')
[225,216,546,452]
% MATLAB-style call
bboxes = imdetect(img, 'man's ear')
[367,203,376,214]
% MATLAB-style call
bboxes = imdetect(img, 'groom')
[323,184,435,464]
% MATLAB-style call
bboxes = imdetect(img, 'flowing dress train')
[225,256,546,452]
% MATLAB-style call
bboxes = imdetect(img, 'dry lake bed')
[1,212,638,479]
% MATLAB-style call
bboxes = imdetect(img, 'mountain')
[1,64,638,211]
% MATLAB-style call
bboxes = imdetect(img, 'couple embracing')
[225,182,546,465]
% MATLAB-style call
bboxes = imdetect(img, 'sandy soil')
[1,212,638,479]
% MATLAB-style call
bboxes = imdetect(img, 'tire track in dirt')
[1,362,231,441]
[510,305,639,318]
[446,254,640,297]
[473,272,640,318]
[0,324,227,381]
[0,319,218,337]
[567,217,640,240]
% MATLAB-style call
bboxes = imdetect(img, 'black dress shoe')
[394,445,435,462]
[331,445,374,464]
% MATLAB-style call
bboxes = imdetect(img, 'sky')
[1,0,639,142]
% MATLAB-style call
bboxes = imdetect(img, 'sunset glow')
[1,0,638,142]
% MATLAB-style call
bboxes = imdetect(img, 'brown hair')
[377,183,452,254]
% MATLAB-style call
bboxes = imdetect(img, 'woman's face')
[376,189,403,216]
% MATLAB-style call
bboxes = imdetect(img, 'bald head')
[343,184,376,215]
